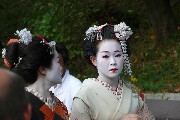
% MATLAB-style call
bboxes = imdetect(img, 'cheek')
[51,62,61,75]
[116,57,124,70]
[54,64,62,74]
[97,58,108,70]
[48,65,62,80]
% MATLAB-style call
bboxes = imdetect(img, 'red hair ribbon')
[7,39,19,45]
[35,35,48,44]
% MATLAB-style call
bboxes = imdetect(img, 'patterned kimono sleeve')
[70,98,92,120]
[138,102,155,120]
[136,90,155,120]
[129,83,155,120]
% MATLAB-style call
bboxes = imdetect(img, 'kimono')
[26,92,69,120]
[70,78,155,120]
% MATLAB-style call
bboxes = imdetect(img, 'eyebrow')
[114,50,121,52]
[100,50,121,53]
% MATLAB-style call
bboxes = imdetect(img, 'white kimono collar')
[61,69,69,83]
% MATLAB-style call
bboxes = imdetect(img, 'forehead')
[98,40,121,52]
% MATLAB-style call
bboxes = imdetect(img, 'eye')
[102,55,109,58]
[115,54,121,57]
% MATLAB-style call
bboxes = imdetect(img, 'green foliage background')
[0,0,180,92]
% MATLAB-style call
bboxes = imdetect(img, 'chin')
[107,74,119,79]
[53,78,62,84]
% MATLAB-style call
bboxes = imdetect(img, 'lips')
[109,68,118,72]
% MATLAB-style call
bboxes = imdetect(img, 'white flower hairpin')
[15,28,32,45]
[114,22,133,40]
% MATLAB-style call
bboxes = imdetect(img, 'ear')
[39,66,46,75]
[23,103,32,120]
[90,56,97,66]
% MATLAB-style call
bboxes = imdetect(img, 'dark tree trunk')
[144,0,177,44]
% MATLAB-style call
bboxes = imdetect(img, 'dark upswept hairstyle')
[83,25,131,64]
[0,68,27,120]
[55,42,69,66]
[4,35,54,84]
[83,25,117,64]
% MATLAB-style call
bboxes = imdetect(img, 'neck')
[27,77,52,98]
[97,74,119,88]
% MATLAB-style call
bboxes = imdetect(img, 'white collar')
[61,69,69,83]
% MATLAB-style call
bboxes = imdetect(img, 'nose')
[110,56,116,66]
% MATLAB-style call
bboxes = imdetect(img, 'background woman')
[1,29,69,120]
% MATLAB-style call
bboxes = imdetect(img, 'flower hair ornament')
[2,28,56,68]
[84,22,133,76]
[15,28,32,45]
[1,28,32,68]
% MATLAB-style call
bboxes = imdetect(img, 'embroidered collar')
[25,87,57,110]
[26,87,69,119]
[91,78,124,100]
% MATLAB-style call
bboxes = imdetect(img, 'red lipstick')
[109,68,118,72]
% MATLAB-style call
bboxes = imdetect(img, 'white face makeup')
[45,50,62,84]
[95,40,124,79]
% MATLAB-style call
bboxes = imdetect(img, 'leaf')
[127,9,134,13]
[134,35,140,39]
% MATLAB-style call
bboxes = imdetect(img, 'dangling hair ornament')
[84,22,133,76]
[114,22,133,75]
[47,41,56,54]
[15,28,32,45]
[35,35,56,54]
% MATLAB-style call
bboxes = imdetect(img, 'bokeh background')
[0,0,179,92]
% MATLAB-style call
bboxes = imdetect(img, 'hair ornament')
[114,22,133,40]
[2,28,32,68]
[2,48,6,58]
[47,41,56,54]
[14,57,22,68]
[15,28,32,45]
[35,35,56,54]
[35,34,48,44]
[114,22,133,76]
[47,41,56,48]
[85,23,108,42]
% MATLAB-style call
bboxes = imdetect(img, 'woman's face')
[94,40,124,79]
[45,50,62,84]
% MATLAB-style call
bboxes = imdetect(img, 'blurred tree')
[143,0,177,44]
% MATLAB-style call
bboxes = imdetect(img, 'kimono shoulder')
[74,78,133,119]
